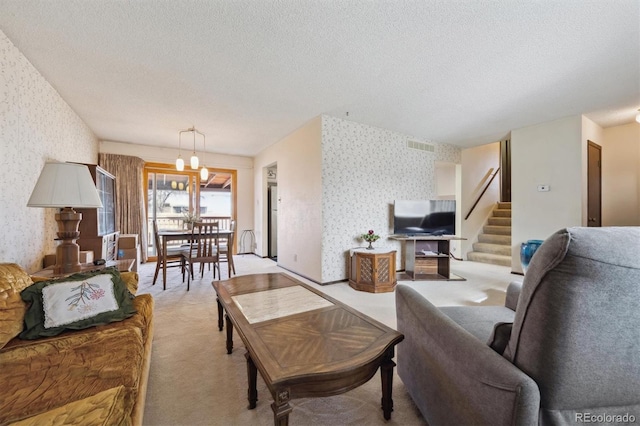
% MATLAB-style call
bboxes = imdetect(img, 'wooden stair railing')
[464,167,500,220]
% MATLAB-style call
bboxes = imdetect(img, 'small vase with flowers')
[361,230,380,250]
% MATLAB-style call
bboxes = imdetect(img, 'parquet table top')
[213,273,404,425]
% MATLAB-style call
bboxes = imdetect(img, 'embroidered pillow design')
[20,269,136,339]
[42,274,120,328]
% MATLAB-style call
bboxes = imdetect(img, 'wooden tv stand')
[390,235,466,281]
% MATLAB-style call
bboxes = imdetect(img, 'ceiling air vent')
[407,139,435,153]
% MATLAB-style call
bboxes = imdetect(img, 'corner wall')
[321,115,461,283]
[602,121,640,225]
[460,142,501,257]
[510,115,584,273]
[0,30,98,272]
[253,117,323,282]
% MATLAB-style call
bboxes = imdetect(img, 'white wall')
[253,117,323,282]
[99,141,254,252]
[321,116,461,282]
[435,162,457,198]
[460,142,501,257]
[0,30,98,272]
[436,161,462,256]
[510,115,584,272]
[602,121,640,225]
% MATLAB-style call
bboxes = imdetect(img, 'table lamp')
[27,162,103,274]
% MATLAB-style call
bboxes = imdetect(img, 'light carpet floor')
[138,255,517,425]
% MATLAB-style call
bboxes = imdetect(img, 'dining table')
[158,228,234,290]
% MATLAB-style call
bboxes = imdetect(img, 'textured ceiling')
[0,0,638,157]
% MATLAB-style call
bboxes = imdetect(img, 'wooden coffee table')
[213,273,404,425]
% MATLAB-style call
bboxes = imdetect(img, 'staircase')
[467,202,512,267]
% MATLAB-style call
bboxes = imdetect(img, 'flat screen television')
[393,200,456,236]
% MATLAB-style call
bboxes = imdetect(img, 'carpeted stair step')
[487,217,511,226]
[467,251,512,267]
[483,225,511,235]
[467,202,512,267]
[472,242,512,256]
[478,234,511,245]
[492,209,511,218]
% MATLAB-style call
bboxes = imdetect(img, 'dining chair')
[219,219,236,276]
[152,219,186,289]
[182,221,221,290]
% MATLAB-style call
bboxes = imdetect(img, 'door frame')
[587,141,602,227]
[500,138,511,202]
[262,163,278,258]
[267,183,278,259]
[143,162,238,259]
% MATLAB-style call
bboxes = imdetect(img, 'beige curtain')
[98,153,148,262]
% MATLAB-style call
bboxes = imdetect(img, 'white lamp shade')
[190,154,199,169]
[27,162,103,208]
[176,157,184,171]
[200,166,208,180]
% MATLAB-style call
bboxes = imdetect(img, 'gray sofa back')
[504,227,640,423]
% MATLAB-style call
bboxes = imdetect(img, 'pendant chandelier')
[176,126,208,180]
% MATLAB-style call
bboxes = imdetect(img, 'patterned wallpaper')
[0,30,98,272]
[321,115,461,282]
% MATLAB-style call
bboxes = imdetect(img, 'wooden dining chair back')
[152,219,186,289]
[183,221,221,290]
[219,219,236,276]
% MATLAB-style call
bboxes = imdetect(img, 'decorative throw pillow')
[20,268,136,339]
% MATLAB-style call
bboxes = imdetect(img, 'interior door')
[587,141,602,227]
[500,138,511,202]
[268,185,278,259]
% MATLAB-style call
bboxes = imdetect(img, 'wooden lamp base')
[53,207,83,274]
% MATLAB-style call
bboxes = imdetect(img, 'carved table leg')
[380,349,396,420]
[245,352,258,409]
[225,314,234,354]
[271,389,292,426]
[216,298,224,331]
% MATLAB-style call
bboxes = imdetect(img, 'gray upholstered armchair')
[396,227,640,425]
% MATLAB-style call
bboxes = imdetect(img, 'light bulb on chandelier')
[200,166,209,180]
[177,126,205,172]
[636,109,640,124]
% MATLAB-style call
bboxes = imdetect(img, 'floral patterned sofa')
[0,263,154,426]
